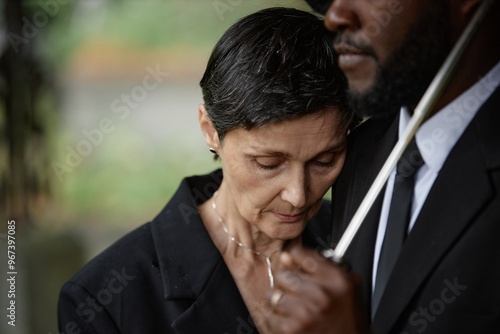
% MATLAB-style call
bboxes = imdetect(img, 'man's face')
[325,0,453,118]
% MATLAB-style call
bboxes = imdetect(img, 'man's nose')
[324,0,360,33]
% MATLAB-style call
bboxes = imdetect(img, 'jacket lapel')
[172,260,253,334]
[150,170,253,333]
[372,87,500,333]
[335,115,399,309]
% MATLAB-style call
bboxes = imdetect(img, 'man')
[266,0,500,333]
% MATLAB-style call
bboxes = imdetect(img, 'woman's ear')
[198,104,220,152]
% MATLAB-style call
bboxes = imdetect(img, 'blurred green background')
[0,0,319,333]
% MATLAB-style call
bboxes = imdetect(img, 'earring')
[209,147,216,154]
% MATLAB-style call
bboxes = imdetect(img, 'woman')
[58,7,351,333]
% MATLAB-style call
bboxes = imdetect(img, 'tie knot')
[396,139,424,178]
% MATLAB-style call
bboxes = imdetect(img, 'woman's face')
[215,110,347,240]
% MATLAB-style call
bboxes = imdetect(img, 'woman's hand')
[265,244,371,334]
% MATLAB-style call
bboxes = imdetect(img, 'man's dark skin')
[265,0,500,333]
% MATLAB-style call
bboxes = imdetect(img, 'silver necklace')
[211,191,281,289]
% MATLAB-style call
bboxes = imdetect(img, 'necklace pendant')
[265,256,274,289]
[212,191,280,289]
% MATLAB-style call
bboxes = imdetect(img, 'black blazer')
[58,169,332,333]
[332,87,500,333]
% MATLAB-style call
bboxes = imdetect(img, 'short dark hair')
[200,7,350,142]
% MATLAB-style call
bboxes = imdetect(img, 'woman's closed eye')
[254,154,338,171]
[309,151,339,169]
[255,157,284,170]
[311,159,335,168]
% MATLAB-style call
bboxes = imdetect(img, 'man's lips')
[334,44,373,70]
[334,43,368,56]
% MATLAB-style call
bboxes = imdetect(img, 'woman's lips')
[274,212,305,223]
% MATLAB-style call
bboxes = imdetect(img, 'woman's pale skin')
[198,104,347,332]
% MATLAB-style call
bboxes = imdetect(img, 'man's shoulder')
[348,115,397,152]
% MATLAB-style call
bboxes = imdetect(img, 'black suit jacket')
[332,87,500,333]
[58,169,332,334]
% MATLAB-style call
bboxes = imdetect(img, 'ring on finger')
[270,289,284,309]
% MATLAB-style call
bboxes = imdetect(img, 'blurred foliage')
[42,0,312,66]
[56,130,222,227]
[34,0,314,228]
[2,0,317,227]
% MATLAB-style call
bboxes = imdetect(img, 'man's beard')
[348,4,453,118]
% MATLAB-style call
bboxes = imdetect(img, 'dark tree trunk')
[1,0,50,224]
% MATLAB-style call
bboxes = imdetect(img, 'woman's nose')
[281,169,308,208]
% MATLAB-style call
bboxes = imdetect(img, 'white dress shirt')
[372,61,500,292]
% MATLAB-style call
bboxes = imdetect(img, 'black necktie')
[371,139,424,318]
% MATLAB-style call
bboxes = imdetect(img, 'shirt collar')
[399,61,500,172]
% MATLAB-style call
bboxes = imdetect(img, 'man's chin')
[347,82,371,97]
[345,69,377,95]
[348,89,400,119]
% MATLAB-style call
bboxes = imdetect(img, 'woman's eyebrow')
[246,149,290,157]
[246,142,346,157]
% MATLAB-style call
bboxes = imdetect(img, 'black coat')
[58,169,332,333]
[331,87,500,333]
